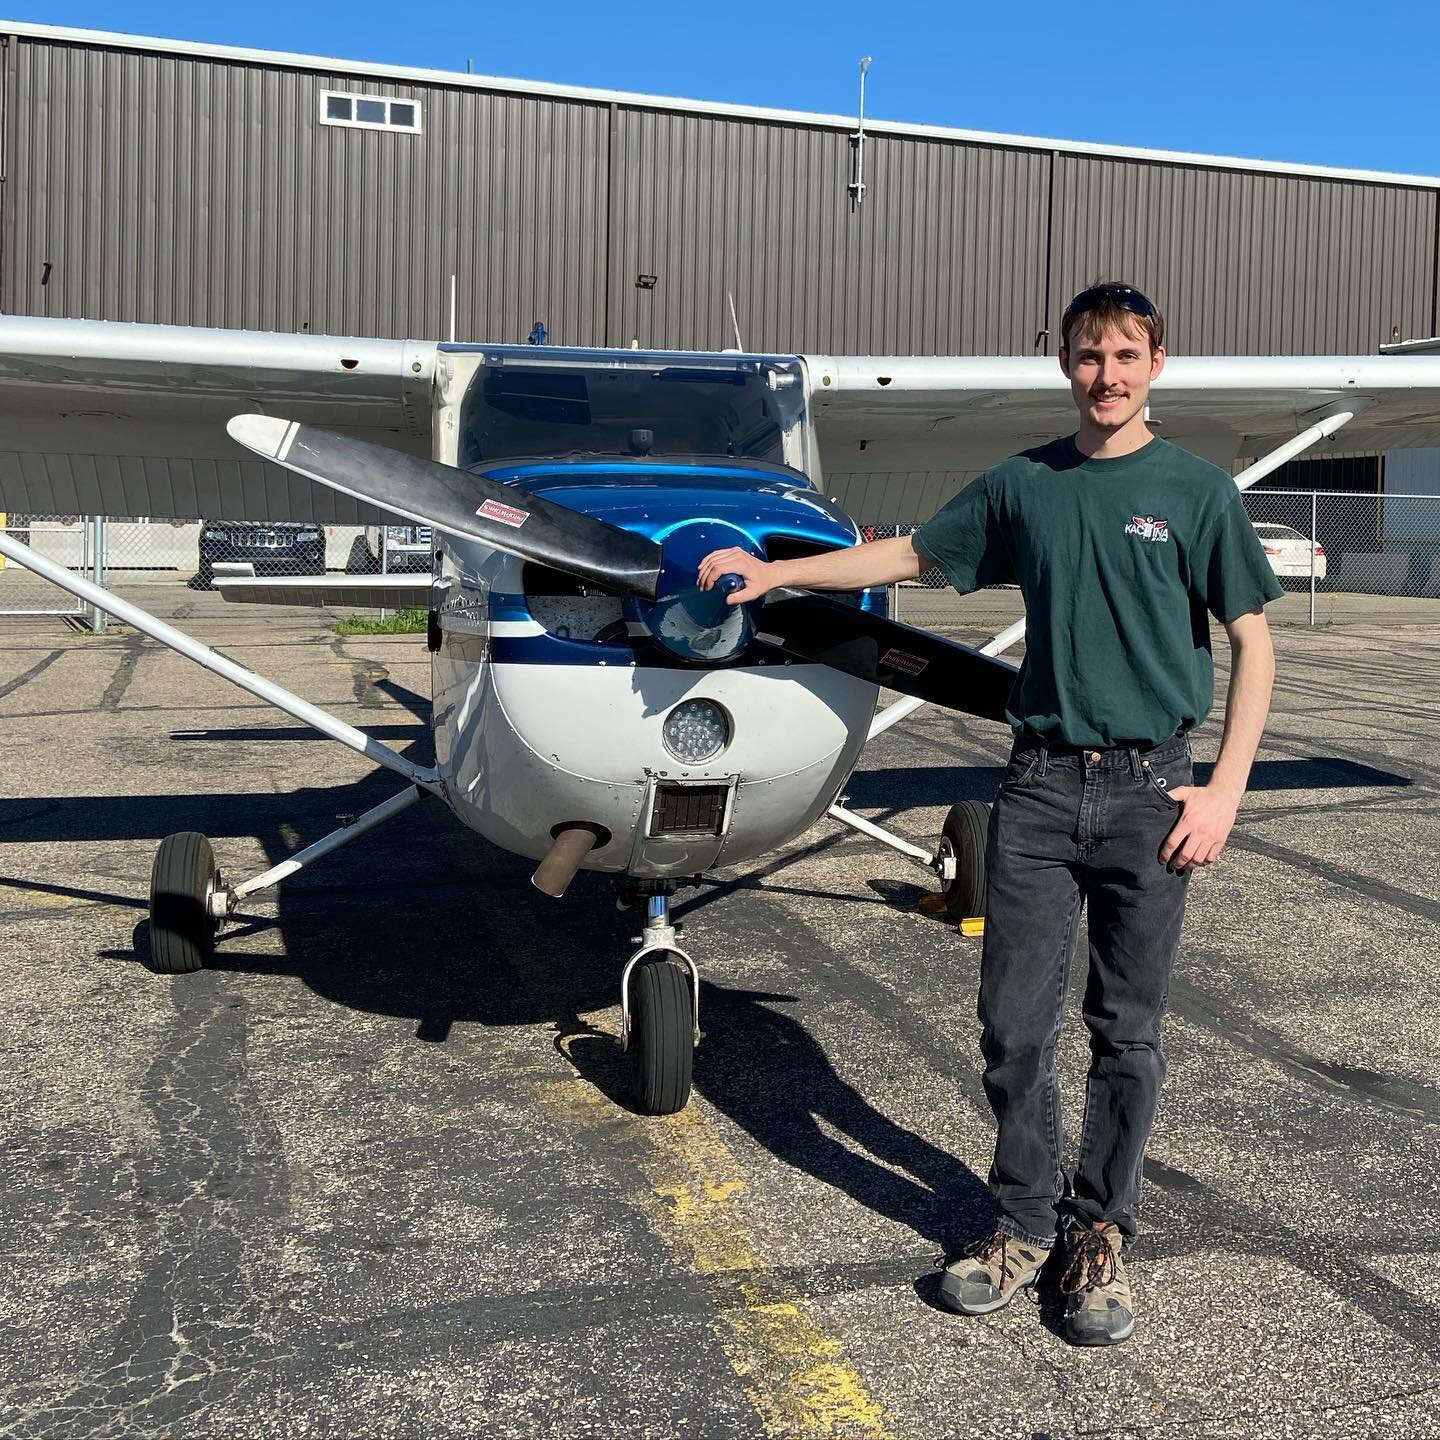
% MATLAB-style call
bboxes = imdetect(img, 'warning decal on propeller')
[880,648,929,677]
[478,498,530,528]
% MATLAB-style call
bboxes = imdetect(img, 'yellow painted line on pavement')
[541,1075,892,1439]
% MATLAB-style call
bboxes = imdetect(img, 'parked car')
[360,522,434,572]
[1251,521,1327,588]
[192,519,326,589]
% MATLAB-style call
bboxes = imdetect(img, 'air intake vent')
[651,783,728,836]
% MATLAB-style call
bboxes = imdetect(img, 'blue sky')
[12,1,1439,176]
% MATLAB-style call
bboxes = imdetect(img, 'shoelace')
[964,1232,1020,1284]
[1060,1227,1117,1295]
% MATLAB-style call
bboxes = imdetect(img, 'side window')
[320,91,423,135]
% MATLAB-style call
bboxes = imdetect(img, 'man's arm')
[697,534,923,604]
[1160,607,1276,873]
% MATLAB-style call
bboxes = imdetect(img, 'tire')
[630,955,694,1115]
[941,800,990,923]
[149,832,218,974]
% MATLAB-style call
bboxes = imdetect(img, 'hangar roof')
[6,18,1440,192]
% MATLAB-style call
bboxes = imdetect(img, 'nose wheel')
[620,892,700,1115]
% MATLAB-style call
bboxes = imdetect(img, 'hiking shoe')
[1061,1222,1134,1346]
[938,1230,1048,1315]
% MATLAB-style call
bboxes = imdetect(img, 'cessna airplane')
[3,315,1440,1113]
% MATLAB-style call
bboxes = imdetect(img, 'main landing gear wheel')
[148,831,220,974]
[629,954,694,1116]
[940,800,990,923]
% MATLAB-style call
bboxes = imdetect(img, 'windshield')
[457,352,809,472]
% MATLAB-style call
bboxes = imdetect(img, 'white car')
[362,522,434,572]
[1252,521,1326,585]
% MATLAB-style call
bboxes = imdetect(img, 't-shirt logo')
[1124,514,1170,543]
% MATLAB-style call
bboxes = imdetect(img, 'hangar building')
[4,18,1439,519]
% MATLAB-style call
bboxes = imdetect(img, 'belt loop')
[1038,744,1050,779]
[1127,746,1140,779]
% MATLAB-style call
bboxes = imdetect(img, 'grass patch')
[334,607,428,635]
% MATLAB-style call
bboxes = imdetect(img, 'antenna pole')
[849,57,873,211]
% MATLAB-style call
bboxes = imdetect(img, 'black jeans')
[979,733,1192,1247]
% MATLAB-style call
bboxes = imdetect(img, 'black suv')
[193,519,326,589]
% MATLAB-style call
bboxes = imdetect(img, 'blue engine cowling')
[471,460,881,664]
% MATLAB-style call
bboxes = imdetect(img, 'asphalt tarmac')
[1,599,1438,1439]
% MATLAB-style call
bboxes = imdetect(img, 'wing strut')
[0,532,440,793]
[1231,403,1363,492]
[215,785,427,917]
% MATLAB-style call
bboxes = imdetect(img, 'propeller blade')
[226,416,663,600]
[756,588,1018,722]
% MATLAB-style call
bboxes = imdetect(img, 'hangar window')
[320,90,423,134]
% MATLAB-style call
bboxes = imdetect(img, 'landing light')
[662,700,730,765]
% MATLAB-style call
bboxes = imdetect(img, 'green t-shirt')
[912,435,1283,748]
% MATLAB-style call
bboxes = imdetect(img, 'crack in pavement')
[100,637,146,712]
[1,978,292,1438]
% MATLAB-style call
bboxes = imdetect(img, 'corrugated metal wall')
[3,33,1437,358]
[1050,155,1437,355]
[2,38,609,343]
[610,114,1048,354]
[611,110,856,353]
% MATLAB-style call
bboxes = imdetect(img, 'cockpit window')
[457,352,808,472]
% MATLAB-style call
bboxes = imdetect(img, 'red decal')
[881,647,928,677]
[478,498,530,529]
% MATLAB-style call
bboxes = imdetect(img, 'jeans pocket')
[1004,751,1042,790]
[1141,760,1181,808]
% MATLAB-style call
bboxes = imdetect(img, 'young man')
[697,283,1281,1346]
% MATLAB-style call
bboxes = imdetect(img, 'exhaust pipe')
[532,823,606,898]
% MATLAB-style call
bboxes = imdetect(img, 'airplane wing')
[7,316,1440,533]
[0,316,436,523]
[804,353,1440,525]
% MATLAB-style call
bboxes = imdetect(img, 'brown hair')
[1060,282,1165,354]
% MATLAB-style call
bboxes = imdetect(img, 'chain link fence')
[2,493,1438,630]
[0,516,89,618]
[0,516,434,626]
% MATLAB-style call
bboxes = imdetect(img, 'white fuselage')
[429,541,879,879]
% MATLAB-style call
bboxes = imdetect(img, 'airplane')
[3,314,1440,1115]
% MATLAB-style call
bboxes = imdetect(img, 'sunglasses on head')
[1061,284,1158,341]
